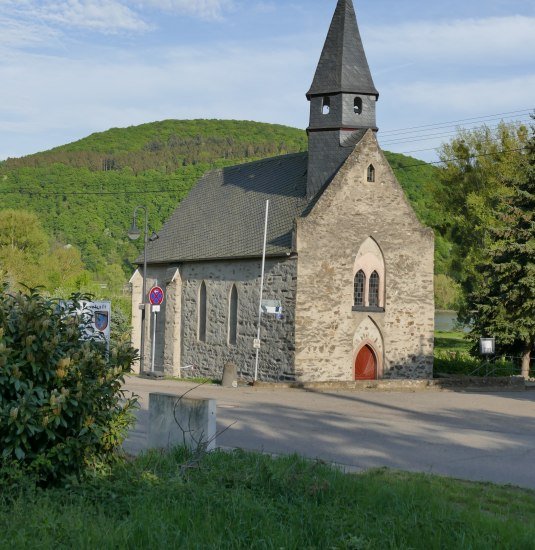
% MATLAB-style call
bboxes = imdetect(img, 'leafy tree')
[0,209,48,258]
[42,244,86,291]
[0,210,49,288]
[0,287,138,485]
[434,274,462,311]
[437,122,529,293]
[466,121,534,377]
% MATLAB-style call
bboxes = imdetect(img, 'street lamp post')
[128,206,149,374]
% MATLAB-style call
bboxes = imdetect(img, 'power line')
[0,147,528,196]
[379,108,533,136]
[387,146,529,171]
[380,118,531,146]
[398,133,528,156]
[0,109,531,196]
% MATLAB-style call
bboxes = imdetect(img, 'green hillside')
[3,120,308,174]
[0,119,448,300]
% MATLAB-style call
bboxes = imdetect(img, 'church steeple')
[306,0,379,199]
[307,0,378,100]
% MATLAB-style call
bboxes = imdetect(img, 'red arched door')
[355,345,377,380]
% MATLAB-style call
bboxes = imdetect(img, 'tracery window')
[354,270,366,307]
[369,271,380,308]
[352,238,385,312]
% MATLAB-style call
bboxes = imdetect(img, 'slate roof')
[307,0,378,99]
[142,153,310,264]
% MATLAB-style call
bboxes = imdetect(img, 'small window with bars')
[369,271,380,307]
[354,270,366,307]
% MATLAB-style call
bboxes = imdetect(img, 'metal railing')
[468,356,534,378]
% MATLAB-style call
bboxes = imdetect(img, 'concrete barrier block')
[148,393,217,451]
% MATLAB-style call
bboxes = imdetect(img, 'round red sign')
[149,286,164,306]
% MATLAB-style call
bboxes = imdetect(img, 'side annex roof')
[142,152,309,264]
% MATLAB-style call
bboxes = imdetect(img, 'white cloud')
[0,16,60,48]
[37,0,150,33]
[0,0,149,40]
[134,0,234,20]
[0,41,310,159]
[367,15,535,65]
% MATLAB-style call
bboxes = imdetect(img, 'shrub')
[0,286,137,485]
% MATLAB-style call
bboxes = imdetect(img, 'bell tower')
[306,0,379,199]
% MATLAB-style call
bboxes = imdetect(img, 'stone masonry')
[132,258,297,381]
[294,130,435,381]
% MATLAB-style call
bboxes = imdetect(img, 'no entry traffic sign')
[149,286,164,306]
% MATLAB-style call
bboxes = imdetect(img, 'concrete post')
[148,393,217,452]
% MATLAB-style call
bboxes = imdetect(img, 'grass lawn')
[434,330,472,354]
[1,449,534,549]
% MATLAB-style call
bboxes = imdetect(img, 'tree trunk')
[521,343,532,379]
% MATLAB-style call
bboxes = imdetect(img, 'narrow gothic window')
[367,164,375,182]
[369,271,380,307]
[354,270,365,307]
[354,97,363,114]
[322,96,330,115]
[198,281,207,342]
[228,284,238,346]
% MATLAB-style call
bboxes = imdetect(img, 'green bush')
[0,286,137,485]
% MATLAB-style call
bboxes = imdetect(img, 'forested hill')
[0,119,446,298]
[2,120,308,174]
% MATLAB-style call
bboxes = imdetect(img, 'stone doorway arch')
[353,317,384,380]
[355,344,378,380]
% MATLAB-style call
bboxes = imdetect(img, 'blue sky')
[0,0,534,161]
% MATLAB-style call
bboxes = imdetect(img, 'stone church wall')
[179,257,297,382]
[131,258,297,380]
[295,130,435,381]
[130,265,181,375]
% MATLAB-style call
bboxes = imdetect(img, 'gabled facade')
[131,0,435,382]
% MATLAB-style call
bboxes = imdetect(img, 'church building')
[131,0,435,382]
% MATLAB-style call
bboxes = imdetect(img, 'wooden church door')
[355,345,377,380]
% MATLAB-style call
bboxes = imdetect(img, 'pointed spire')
[307,0,378,99]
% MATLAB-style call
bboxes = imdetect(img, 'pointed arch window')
[322,96,330,115]
[369,272,380,308]
[354,97,363,115]
[367,164,375,183]
[228,284,238,346]
[352,238,385,312]
[354,270,366,307]
[198,281,207,342]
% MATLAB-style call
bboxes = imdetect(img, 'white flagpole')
[254,200,270,382]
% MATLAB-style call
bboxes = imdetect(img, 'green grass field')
[434,330,472,354]
[1,449,534,549]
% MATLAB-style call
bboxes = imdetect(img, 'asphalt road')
[123,376,535,490]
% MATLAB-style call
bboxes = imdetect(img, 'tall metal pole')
[128,205,150,375]
[254,200,269,382]
[151,311,157,373]
[141,207,148,374]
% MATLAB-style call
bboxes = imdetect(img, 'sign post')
[254,200,269,382]
[149,286,165,374]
